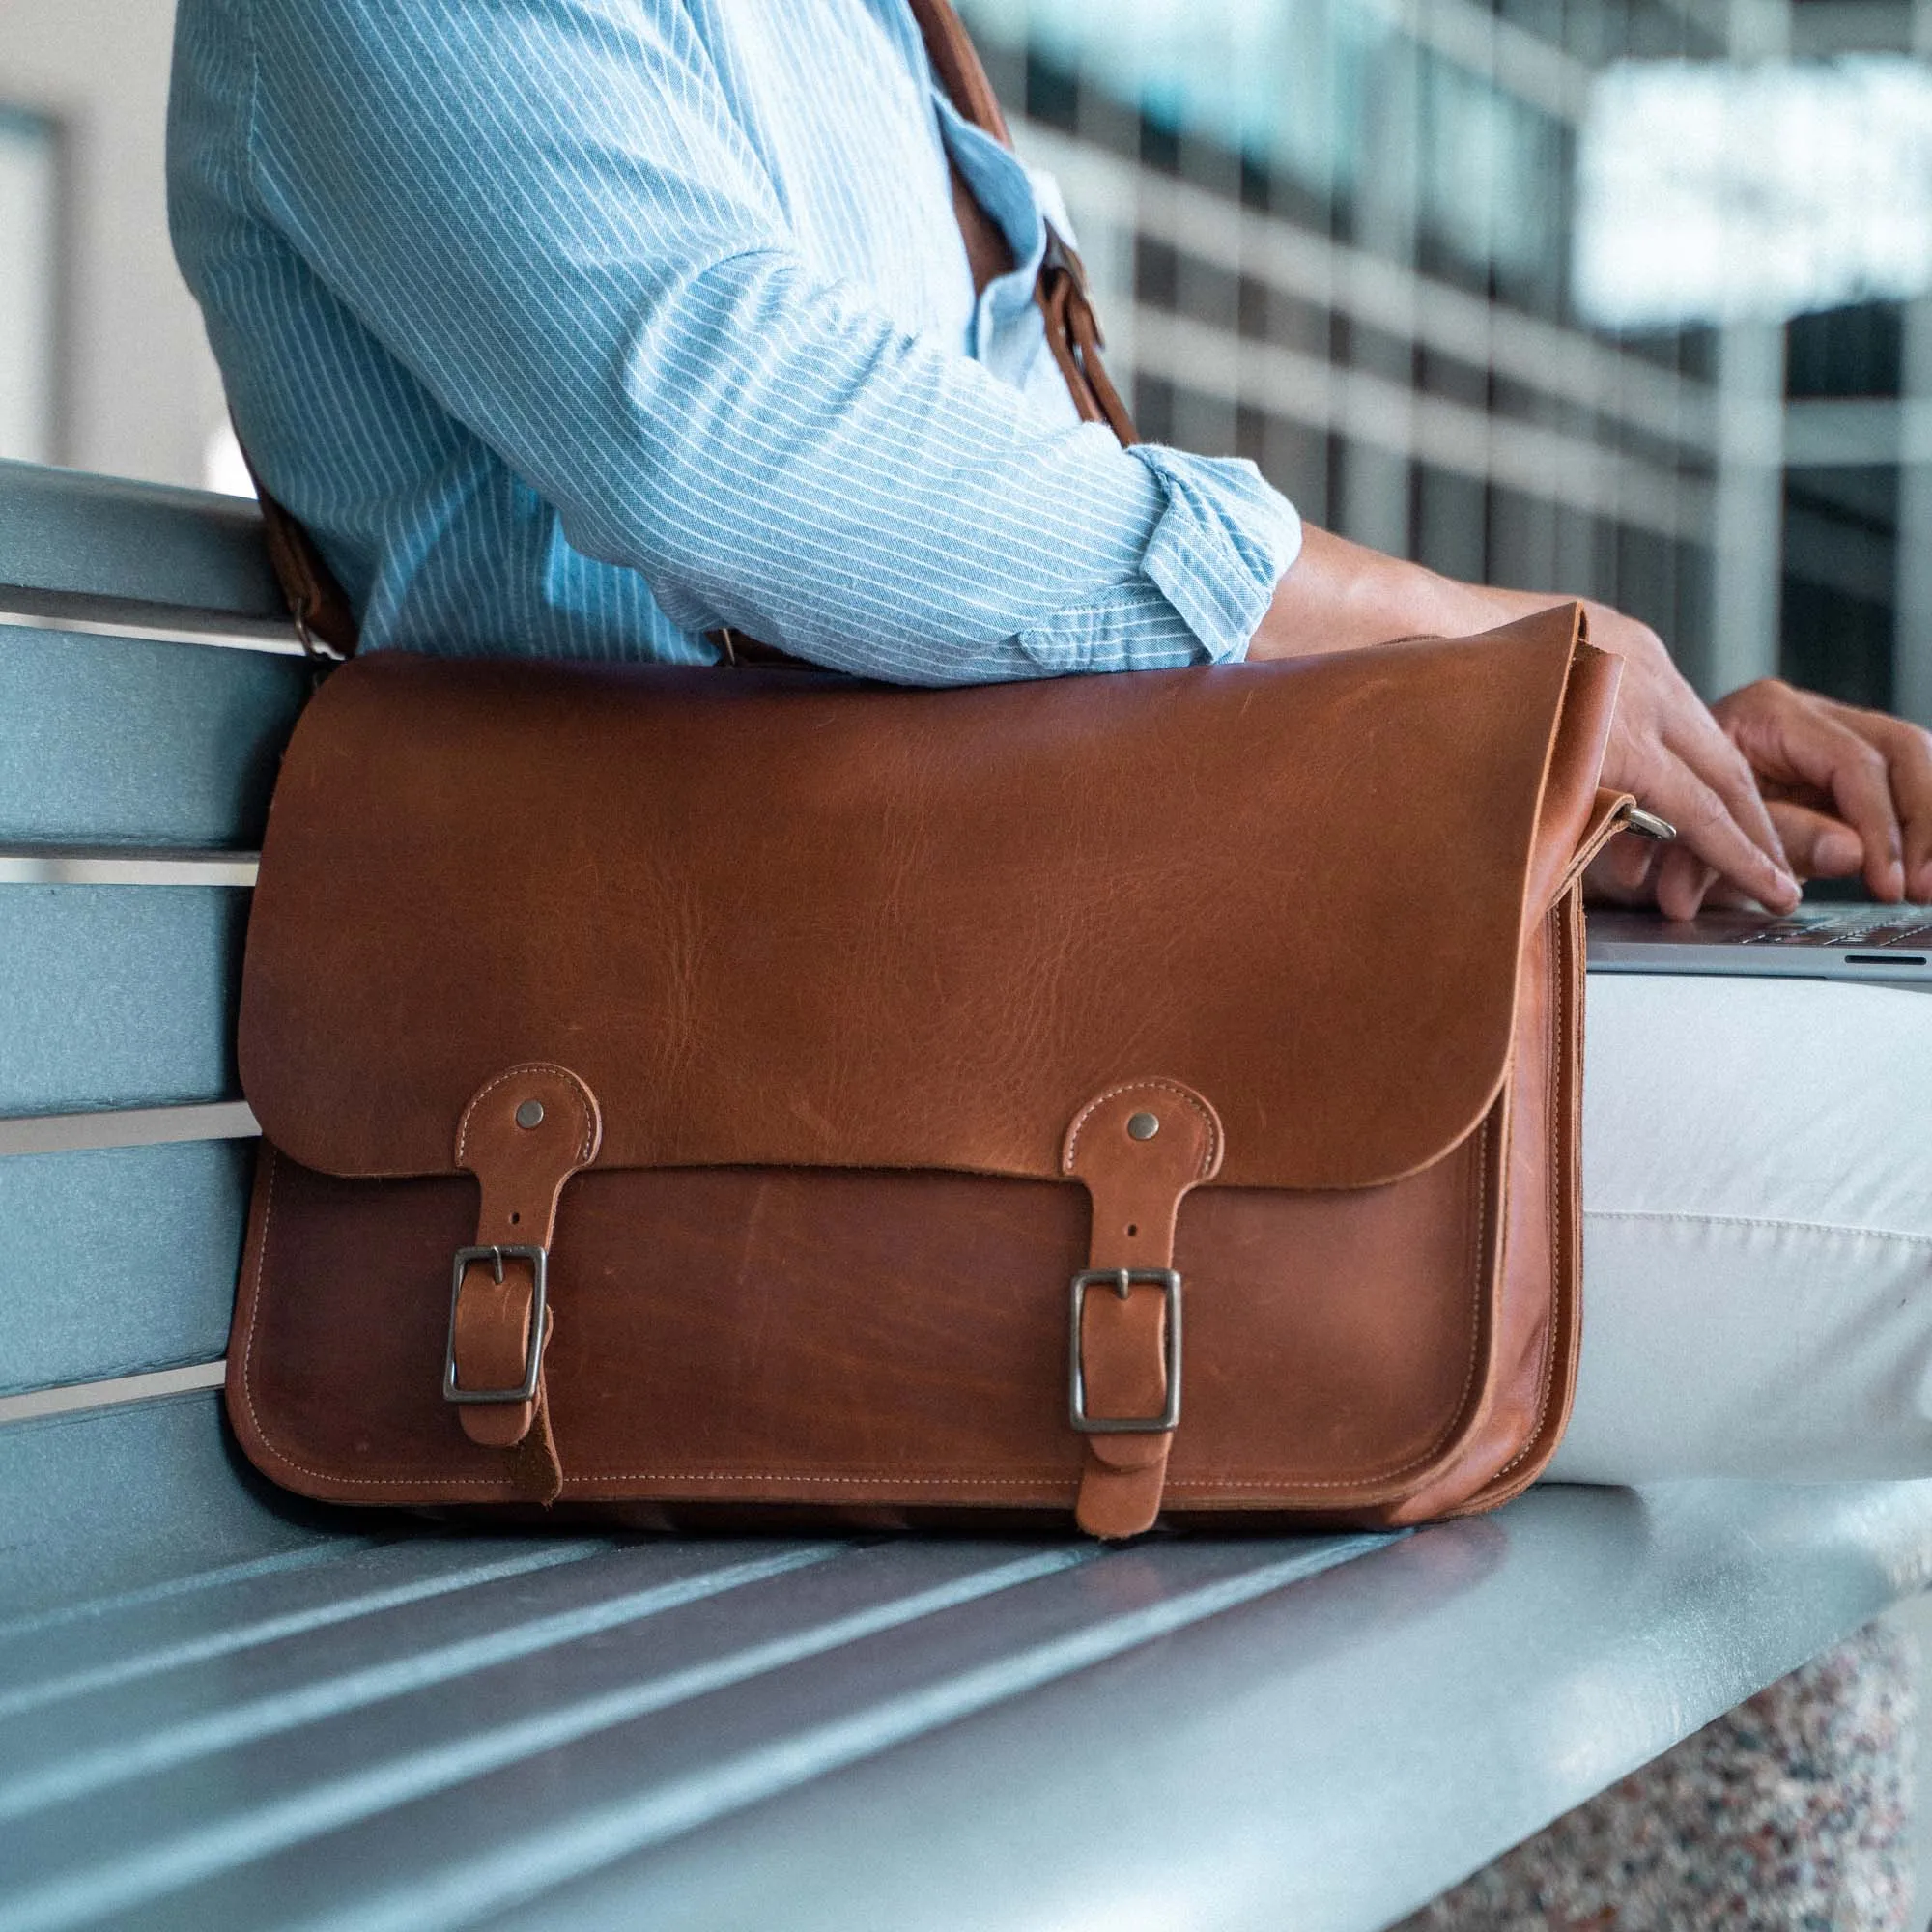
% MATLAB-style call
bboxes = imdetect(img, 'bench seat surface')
[6,1392,1932,1932]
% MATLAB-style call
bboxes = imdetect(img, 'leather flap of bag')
[240,605,1616,1191]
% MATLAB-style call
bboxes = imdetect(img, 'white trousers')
[1547,974,1932,1484]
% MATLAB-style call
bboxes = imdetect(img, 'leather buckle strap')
[444,1244,548,1404]
[447,1064,602,1501]
[1061,1080,1223,1539]
[1069,1268,1181,1434]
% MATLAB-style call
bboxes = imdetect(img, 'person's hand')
[1243,528,1913,919]
[1709,680,1932,903]
[1535,604,1802,920]
[1587,673,1932,914]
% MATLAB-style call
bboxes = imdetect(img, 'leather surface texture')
[231,605,1627,1533]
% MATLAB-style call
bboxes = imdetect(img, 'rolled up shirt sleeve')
[235,0,1301,682]
[1016,446,1302,674]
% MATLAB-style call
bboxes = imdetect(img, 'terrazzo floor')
[1397,1611,1927,1931]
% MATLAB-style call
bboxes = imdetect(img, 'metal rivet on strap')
[1126,1111,1160,1141]
[515,1099,546,1130]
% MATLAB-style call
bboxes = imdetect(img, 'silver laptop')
[1587,903,1932,989]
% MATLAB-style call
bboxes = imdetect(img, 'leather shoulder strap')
[247,0,1135,662]
[905,0,1137,447]
[905,0,1013,145]
[237,429,358,664]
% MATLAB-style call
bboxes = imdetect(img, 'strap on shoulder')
[905,0,1137,446]
[236,430,357,663]
[905,0,1014,144]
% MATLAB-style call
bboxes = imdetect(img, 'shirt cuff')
[1133,445,1302,662]
[1016,444,1302,675]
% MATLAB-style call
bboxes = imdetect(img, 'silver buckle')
[443,1243,548,1405]
[1067,1267,1182,1435]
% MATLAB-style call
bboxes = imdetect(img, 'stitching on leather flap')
[1062,1078,1221,1176]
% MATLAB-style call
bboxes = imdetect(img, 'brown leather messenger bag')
[228,2,1643,1540]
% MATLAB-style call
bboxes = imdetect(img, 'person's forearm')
[1246,525,1539,660]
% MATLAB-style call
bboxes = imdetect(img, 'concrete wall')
[0,0,224,489]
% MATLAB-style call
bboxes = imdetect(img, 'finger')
[1597,639,1798,907]
[1654,842,1719,922]
[1664,701,1794,880]
[1804,723,1903,899]
[1581,846,1650,906]
[1855,712,1932,899]
[1602,830,1659,895]
[1643,753,1801,913]
[1735,702,1905,900]
[1765,800,1863,880]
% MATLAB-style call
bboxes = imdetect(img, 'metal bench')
[6,451,1932,1932]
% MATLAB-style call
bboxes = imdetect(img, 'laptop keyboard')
[1736,908,1932,948]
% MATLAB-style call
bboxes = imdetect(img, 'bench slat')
[0,1536,620,1719]
[0,1538,853,1824]
[0,886,245,1117]
[0,625,305,848]
[0,1395,343,1627]
[0,461,290,637]
[0,1540,863,1836]
[0,1140,249,1397]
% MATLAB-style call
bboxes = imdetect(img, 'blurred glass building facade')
[961,0,1932,718]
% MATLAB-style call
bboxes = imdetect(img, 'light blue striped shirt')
[167,0,1302,681]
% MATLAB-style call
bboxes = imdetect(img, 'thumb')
[1767,800,1863,880]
